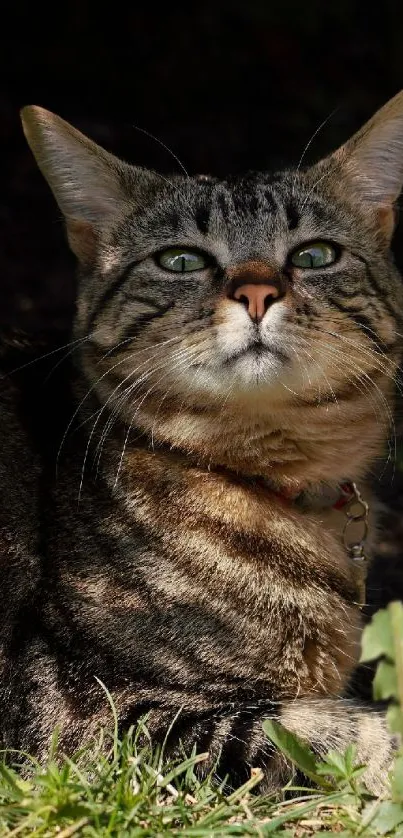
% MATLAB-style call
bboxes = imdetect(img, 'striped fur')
[1,93,403,793]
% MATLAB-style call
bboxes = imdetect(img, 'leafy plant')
[360,601,403,807]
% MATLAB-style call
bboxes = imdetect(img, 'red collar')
[281,480,358,512]
[331,482,358,510]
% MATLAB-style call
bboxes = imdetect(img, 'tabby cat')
[1,91,403,793]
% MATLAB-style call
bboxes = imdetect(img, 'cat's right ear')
[21,107,150,264]
[323,90,403,243]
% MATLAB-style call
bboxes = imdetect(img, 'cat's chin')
[222,347,286,389]
[184,347,291,397]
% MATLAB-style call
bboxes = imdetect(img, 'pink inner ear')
[67,218,98,265]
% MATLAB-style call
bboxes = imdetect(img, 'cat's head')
[20,94,403,482]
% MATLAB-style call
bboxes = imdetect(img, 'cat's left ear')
[20,106,155,265]
[328,90,403,242]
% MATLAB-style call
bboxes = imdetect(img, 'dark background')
[2,0,403,331]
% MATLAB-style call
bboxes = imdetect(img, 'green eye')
[157,248,209,273]
[290,242,337,269]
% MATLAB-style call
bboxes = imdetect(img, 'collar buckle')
[341,482,369,608]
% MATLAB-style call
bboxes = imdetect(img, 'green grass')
[1,605,403,836]
[0,726,397,838]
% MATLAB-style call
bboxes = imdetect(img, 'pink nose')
[233,283,280,322]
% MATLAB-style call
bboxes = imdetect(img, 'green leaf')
[369,800,403,834]
[343,743,357,775]
[316,746,366,789]
[391,754,403,802]
[262,719,330,788]
[316,749,350,779]
[360,608,395,663]
[387,703,403,736]
[0,763,27,800]
[389,601,403,714]
[373,660,399,701]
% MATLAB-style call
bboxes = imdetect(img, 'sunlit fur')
[1,94,403,793]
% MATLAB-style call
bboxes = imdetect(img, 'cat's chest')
[50,455,363,699]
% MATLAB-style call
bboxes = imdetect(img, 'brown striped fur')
[1,92,403,793]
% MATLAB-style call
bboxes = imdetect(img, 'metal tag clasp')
[342,483,369,608]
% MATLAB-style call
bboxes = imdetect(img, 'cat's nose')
[226,260,287,323]
[232,283,281,322]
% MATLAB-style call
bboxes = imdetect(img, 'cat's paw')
[281,697,398,795]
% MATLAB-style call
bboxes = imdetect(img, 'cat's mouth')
[223,341,289,366]
[178,334,293,396]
